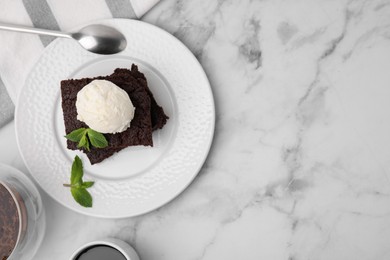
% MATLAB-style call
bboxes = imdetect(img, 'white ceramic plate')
[15,19,215,218]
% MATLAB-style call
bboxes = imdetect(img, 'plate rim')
[15,18,215,218]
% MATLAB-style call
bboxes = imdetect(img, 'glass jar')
[0,163,45,260]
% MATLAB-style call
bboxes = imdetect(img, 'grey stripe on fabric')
[105,0,137,18]
[0,77,14,128]
[22,0,60,46]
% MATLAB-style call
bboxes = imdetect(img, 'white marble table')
[2,0,390,259]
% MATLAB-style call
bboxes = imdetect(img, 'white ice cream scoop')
[76,80,135,134]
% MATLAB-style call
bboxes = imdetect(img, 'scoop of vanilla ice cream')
[76,80,135,134]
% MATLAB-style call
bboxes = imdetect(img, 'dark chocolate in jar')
[0,183,26,260]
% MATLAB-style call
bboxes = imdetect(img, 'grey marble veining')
[1,0,390,259]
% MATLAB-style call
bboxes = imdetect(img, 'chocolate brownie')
[61,65,168,164]
[114,66,168,130]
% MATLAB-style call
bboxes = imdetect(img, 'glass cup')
[0,163,45,260]
[70,238,140,260]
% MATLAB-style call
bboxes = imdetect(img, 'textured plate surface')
[15,19,215,218]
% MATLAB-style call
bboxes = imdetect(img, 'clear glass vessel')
[0,163,45,260]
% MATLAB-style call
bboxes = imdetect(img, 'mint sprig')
[63,155,94,208]
[65,128,108,151]
[70,188,93,208]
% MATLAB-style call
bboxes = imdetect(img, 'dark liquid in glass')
[75,245,127,260]
[0,183,19,259]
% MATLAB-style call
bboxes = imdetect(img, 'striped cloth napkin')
[0,0,160,128]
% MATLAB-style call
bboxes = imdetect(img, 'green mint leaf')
[65,128,87,142]
[87,129,108,148]
[78,134,90,151]
[81,181,94,189]
[70,155,83,185]
[71,188,93,208]
[65,127,108,151]
[85,136,90,151]
[65,157,95,208]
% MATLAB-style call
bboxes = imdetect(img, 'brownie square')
[113,66,168,130]
[60,65,168,164]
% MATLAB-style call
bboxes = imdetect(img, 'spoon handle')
[0,22,71,38]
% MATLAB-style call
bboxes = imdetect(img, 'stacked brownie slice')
[60,64,168,164]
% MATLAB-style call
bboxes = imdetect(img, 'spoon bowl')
[72,24,127,55]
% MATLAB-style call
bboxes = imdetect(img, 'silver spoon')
[0,22,127,55]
